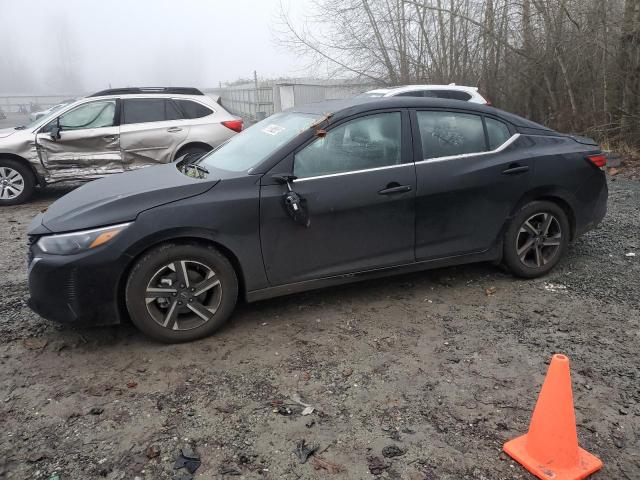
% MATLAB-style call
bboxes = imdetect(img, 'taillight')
[222,119,243,133]
[484,100,493,106]
[586,154,607,168]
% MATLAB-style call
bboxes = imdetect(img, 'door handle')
[167,127,183,133]
[502,164,529,175]
[378,183,412,195]
[103,135,117,142]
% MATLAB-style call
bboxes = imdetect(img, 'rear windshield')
[198,112,321,172]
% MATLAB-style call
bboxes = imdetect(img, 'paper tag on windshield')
[262,124,285,136]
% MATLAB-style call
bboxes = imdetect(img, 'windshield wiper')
[183,163,209,178]
[14,126,26,130]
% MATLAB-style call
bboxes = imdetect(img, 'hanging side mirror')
[49,119,61,141]
[272,174,310,227]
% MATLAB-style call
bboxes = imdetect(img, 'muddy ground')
[0,177,638,480]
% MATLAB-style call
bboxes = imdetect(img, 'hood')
[34,163,219,233]
[0,128,17,139]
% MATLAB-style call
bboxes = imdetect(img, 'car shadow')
[33,183,82,203]
[45,261,505,350]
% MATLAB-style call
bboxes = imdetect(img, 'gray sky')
[0,0,312,94]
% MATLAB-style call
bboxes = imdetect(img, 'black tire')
[125,243,238,343]
[0,158,35,206]
[503,200,570,278]
[174,145,211,162]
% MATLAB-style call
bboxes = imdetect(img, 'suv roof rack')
[89,87,204,97]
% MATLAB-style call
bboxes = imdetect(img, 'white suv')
[358,84,489,104]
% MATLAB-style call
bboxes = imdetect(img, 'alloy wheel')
[515,212,562,268]
[145,260,222,331]
[0,167,25,200]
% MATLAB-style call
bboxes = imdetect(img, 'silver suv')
[0,87,242,205]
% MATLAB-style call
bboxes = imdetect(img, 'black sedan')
[27,97,608,342]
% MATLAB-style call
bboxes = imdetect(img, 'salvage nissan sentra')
[27,97,608,342]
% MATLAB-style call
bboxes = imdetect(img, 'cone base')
[504,434,603,480]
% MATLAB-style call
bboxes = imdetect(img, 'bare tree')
[276,0,637,147]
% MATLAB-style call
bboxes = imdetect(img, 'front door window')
[294,112,402,178]
[58,100,116,130]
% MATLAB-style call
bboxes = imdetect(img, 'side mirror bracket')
[49,118,61,141]
[271,174,297,191]
[271,174,310,227]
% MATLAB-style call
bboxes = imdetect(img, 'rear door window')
[485,117,511,149]
[397,91,427,98]
[175,100,213,119]
[416,111,486,159]
[122,99,183,124]
[441,90,472,101]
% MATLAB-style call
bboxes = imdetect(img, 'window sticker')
[262,124,286,136]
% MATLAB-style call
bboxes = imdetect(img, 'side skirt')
[246,244,501,302]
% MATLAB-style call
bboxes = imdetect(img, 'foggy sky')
[0,0,312,94]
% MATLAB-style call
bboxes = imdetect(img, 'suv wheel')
[503,201,569,278]
[126,243,238,343]
[0,158,35,205]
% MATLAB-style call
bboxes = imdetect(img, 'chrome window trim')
[293,162,410,183]
[292,132,568,182]
[415,133,521,165]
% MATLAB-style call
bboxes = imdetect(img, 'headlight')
[37,222,131,255]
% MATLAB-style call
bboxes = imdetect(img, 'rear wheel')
[125,243,238,343]
[0,158,35,205]
[503,201,569,278]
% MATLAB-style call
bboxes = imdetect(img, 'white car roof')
[367,84,479,95]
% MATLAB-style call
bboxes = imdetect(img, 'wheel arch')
[116,231,247,322]
[507,188,577,241]
[0,152,44,186]
[173,141,213,161]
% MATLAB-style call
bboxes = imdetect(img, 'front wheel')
[503,201,570,278]
[125,243,238,343]
[0,158,35,205]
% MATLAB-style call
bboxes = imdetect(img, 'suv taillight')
[222,119,243,133]
[586,154,607,169]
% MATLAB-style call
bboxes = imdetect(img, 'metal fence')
[206,87,274,122]
[0,82,380,120]
[0,94,80,113]
[209,82,378,123]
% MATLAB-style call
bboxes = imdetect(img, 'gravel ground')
[0,178,638,480]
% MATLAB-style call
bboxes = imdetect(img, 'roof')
[88,87,204,97]
[289,97,551,131]
[367,84,479,95]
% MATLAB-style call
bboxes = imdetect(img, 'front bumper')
[27,244,128,326]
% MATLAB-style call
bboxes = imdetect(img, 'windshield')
[19,103,70,130]
[198,112,321,173]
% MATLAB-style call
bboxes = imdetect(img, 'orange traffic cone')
[503,354,603,480]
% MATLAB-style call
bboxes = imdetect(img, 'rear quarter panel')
[521,134,607,235]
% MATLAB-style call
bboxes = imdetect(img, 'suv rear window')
[433,90,472,101]
[175,100,213,119]
[122,99,182,124]
[396,90,472,101]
